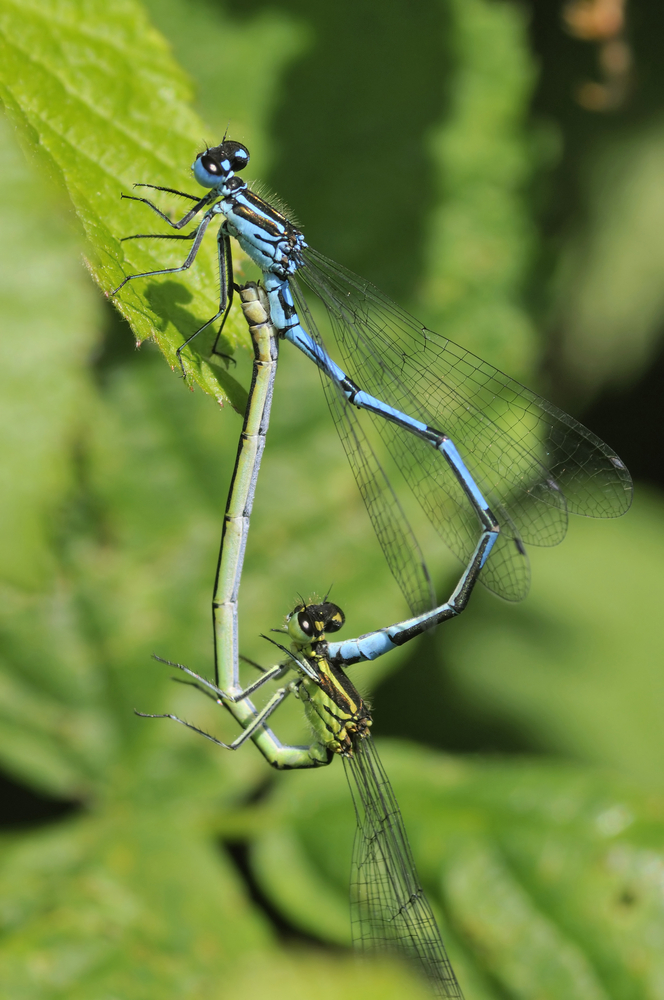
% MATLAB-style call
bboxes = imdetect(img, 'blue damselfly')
[111,140,632,613]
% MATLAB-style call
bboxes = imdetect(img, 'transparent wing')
[344,737,463,999]
[291,285,437,615]
[298,248,632,600]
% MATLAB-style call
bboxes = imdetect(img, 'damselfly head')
[192,140,250,188]
[286,601,345,645]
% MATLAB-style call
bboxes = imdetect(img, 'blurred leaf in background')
[1,0,664,997]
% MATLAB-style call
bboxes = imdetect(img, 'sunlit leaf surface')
[0,0,661,997]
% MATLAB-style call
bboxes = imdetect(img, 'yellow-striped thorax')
[286,602,372,756]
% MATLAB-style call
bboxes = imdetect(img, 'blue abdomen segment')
[262,274,500,582]
[327,515,500,666]
[284,324,431,437]
[327,601,456,664]
[264,278,435,438]
[328,632,398,664]
[440,439,492,518]
[326,599,461,664]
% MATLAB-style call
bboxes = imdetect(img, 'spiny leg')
[208,229,238,366]
[121,185,214,228]
[109,210,215,296]
[152,653,290,703]
[120,232,197,243]
[112,219,236,374]
[239,654,268,673]
[175,231,236,376]
[136,682,295,751]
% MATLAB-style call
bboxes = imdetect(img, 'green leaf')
[0,808,271,999]
[420,0,539,380]
[0,114,100,591]
[223,952,436,1000]
[254,740,664,998]
[443,489,664,787]
[0,0,248,409]
[141,0,310,169]
[0,41,430,994]
[553,121,664,396]
[0,1,659,998]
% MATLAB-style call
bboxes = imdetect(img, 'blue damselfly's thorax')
[193,140,307,280]
[286,601,372,756]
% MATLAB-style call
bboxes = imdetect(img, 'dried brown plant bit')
[562,0,632,110]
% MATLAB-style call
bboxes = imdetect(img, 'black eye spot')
[298,612,314,636]
[201,154,221,175]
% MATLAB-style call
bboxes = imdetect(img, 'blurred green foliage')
[0,0,664,997]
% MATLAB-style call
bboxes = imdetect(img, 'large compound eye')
[297,611,315,636]
[200,153,222,176]
[322,603,345,634]
[223,141,250,172]
[193,140,250,189]
[193,150,228,188]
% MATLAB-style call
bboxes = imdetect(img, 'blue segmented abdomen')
[328,631,398,664]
